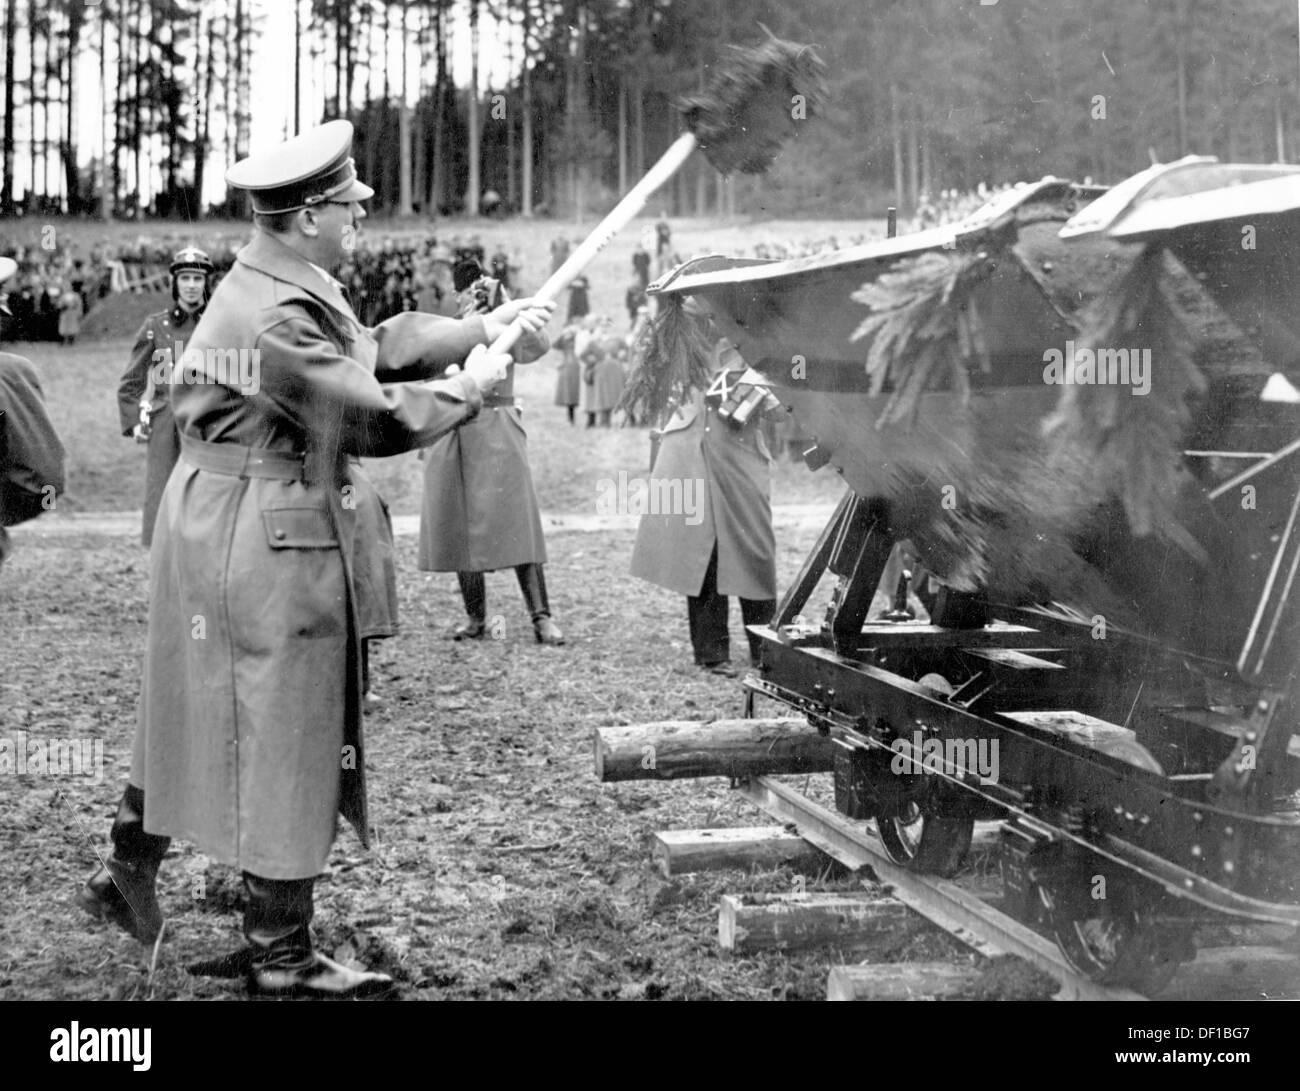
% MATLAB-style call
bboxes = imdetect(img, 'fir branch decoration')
[850,250,994,427]
[1043,244,1207,548]
[620,294,717,426]
[679,28,828,176]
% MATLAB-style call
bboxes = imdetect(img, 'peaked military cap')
[226,120,375,215]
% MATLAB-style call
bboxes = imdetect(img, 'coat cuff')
[450,369,484,417]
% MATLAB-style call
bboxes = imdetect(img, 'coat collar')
[236,230,356,321]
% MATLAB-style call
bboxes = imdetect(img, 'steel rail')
[735,774,1146,1001]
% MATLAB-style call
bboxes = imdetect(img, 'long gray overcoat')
[417,283,549,573]
[630,375,777,602]
[132,230,493,879]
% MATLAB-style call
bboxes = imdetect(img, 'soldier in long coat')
[115,247,215,546]
[78,121,553,998]
[552,325,581,424]
[417,263,563,645]
[630,335,779,676]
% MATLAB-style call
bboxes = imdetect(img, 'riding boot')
[515,563,565,645]
[243,872,393,999]
[78,784,171,944]
[451,571,487,640]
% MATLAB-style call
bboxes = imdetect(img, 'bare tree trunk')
[223,14,234,172]
[694,59,705,216]
[133,0,144,213]
[1175,0,1189,157]
[631,77,643,179]
[195,4,214,216]
[413,9,426,209]
[465,0,479,215]
[906,98,919,209]
[429,0,446,213]
[1276,92,1286,162]
[64,0,82,210]
[521,0,532,216]
[294,0,301,134]
[99,4,110,219]
[28,0,37,206]
[398,0,412,214]
[564,5,577,218]
[0,0,15,213]
[617,76,627,194]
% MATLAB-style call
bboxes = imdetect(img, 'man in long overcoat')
[78,121,552,998]
[417,263,562,645]
[115,247,215,546]
[630,334,779,676]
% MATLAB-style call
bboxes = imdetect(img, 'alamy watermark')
[1042,340,1150,396]
[0,731,103,782]
[151,338,261,395]
[890,731,999,785]
[596,470,705,525]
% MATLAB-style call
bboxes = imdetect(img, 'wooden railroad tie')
[717,892,924,955]
[826,962,986,1001]
[652,826,828,878]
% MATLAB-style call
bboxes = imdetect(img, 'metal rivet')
[1224,826,1233,836]
[1184,878,1195,889]
[1192,812,1203,823]
[274,529,286,540]
[1223,860,1235,874]
[1190,844,1202,857]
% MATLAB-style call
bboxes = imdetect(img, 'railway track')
[735,774,1144,1000]
[733,775,1300,1000]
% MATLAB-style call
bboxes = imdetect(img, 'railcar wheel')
[1035,878,1187,994]
[876,803,974,877]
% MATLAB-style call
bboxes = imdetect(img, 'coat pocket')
[261,506,340,549]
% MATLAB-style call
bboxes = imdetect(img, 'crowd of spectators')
[0,230,524,340]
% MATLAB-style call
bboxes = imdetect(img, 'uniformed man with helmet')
[115,246,216,545]
[79,121,553,998]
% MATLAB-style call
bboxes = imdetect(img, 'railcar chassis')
[744,491,1300,993]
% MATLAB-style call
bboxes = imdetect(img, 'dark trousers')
[687,543,775,666]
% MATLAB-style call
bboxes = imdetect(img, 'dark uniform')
[630,339,778,673]
[418,267,562,644]
[116,251,213,547]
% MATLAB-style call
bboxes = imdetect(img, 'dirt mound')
[80,293,168,341]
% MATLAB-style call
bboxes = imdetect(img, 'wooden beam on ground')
[827,962,984,1001]
[594,718,832,782]
[718,892,914,954]
[652,826,827,877]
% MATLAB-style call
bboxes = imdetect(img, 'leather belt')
[180,435,307,481]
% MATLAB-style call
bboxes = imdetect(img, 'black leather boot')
[243,873,394,999]
[516,563,565,645]
[77,784,170,944]
[451,571,487,640]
